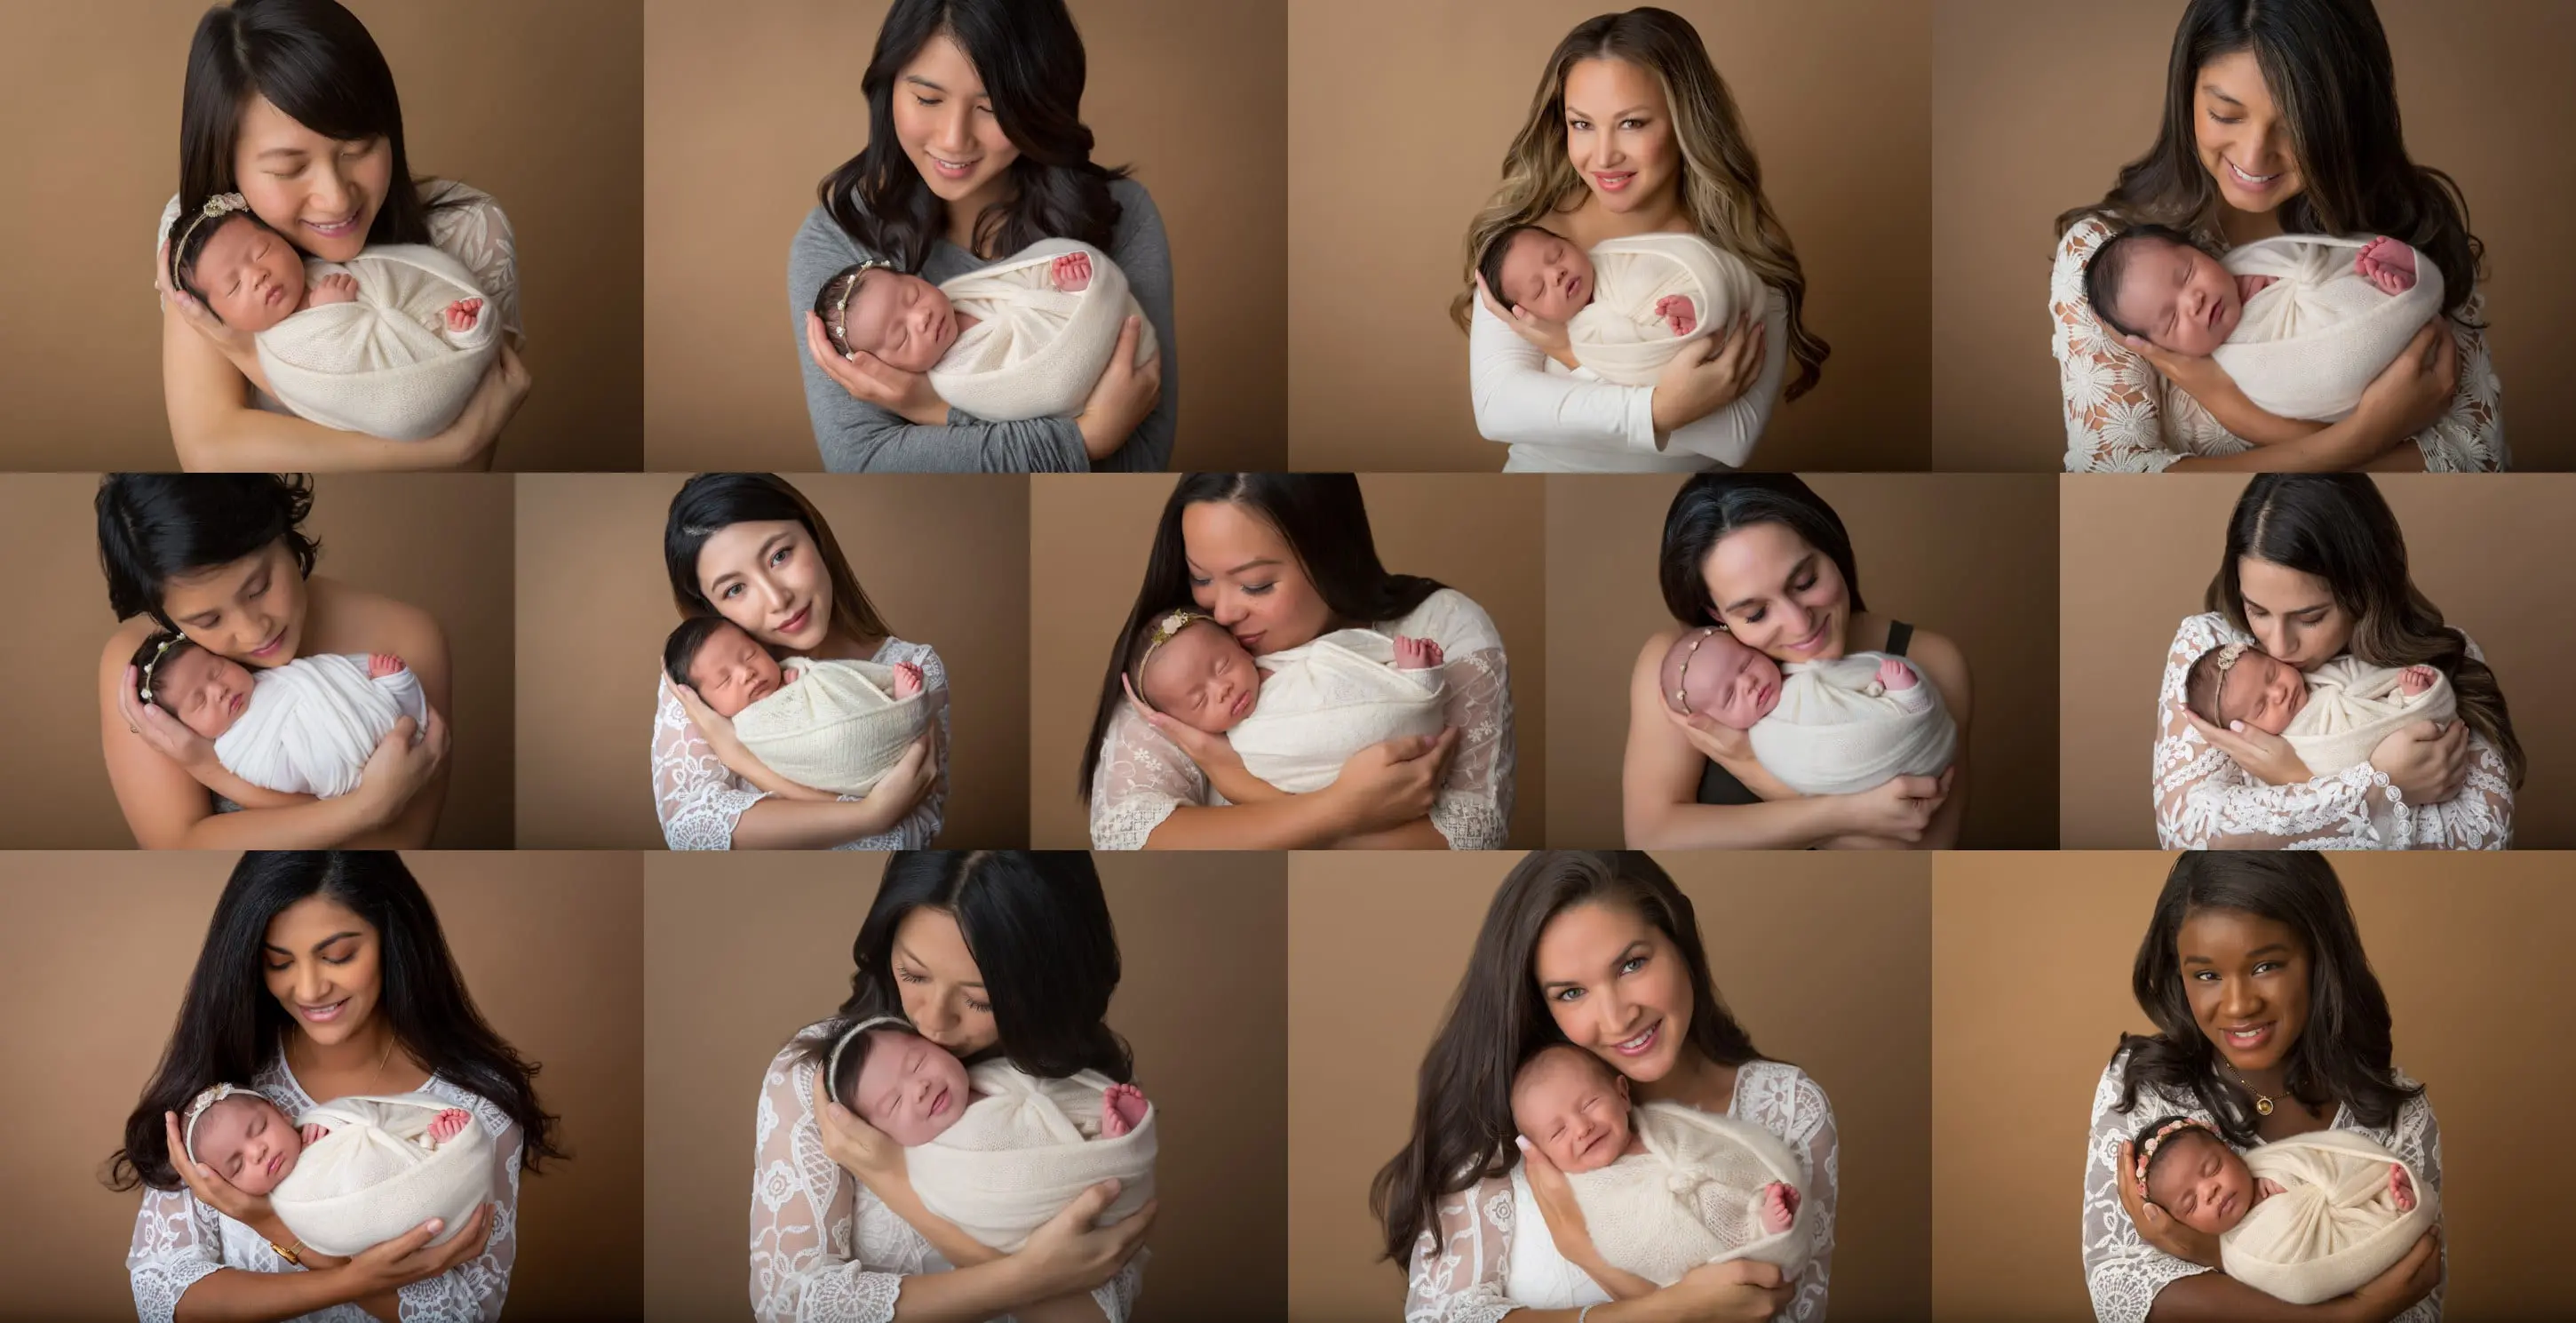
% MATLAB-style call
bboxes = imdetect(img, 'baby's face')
[1510,1048,1632,1175]
[153,646,255,739]
[192,218,308,333]
[2146,1130,2256,1235]
[2111,238,2240,356]
[849,1028,972,1146]
[190,1094,302,1196]
[1495,229,1595,323]
[687,623,785,718]
[1139,619,1263,734]
[840,270,959,373]
[2217,650,2307,736]
[1663,629,1782,731]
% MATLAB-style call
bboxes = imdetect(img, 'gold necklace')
[2225,1063,2277,1117]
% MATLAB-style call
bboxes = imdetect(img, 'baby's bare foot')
[1876,657,1917,689]
[1052,251,1093,293]
[1393,636,1443,671]
[1759,1182,1800,1233]
[428,1108,471,1144]
[446,298,483,332]
[298,1123,329,1146]
[368,652,407,680]
[1100,1082,1148,1137]
[308,272,360,307]
[2357,236,2418,295]
[891,661,925,698]
[2389,1164,2415,1212]
[2400,665,2437,696]
[1654,294,1698,337]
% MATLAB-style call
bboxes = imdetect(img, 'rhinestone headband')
[169,193,250,291]
[2211,642,2251,675]
[823,1014,916,1108]
[1130,610,1214,713]
[2133,1116,2216,1187]
[825,259,897,358]
[137,633,187,705]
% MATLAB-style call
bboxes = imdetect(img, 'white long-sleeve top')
[1469,284,1789,472]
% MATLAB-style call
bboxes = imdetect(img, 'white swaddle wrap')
[2280,658,2455,775]
[909,1061,1157,1253]
[1228,628,1447,793]
[211,654,427,799]
[1560,1102,1814,1287]
[271,1092,493,1256]
[254,243,502,440]
[927,238,1158,421]
[2221,1131,2436,1306]
[1746,652,1957,796]
[731,658,930,797]
[1567,234,1764,387]
[2213,235,2444,421]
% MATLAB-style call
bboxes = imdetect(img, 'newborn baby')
[169,206,483,339]
[1480,224,1696,335]
[2183,643,2438,737]
[134,634,425,800]
[665,618,924,721]
[816,251,1095,373]
[1663,627,1931,730]
[2087,225,2417,359]
[833,1024,1149,1147]
[1661,626,1953,797]
[664,617,929,799]
[2133,1116,2426,1304]
[1129,612,1441,737]
[2182,642,2452,777]
[1513,1046,1800,1232]
[181,1084,470,1199]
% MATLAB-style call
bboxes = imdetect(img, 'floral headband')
[823,1014,916,1108]
[2132,1116,2217,1187]
[1129,610,1214,712]
[824,259,897,358]
[137,633,187,705]
[2210,642,2251,675]
[169,193,251,289]
[1669,626,1726,714]
[181,1083,247,1164]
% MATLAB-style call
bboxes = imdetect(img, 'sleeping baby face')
[685,620,785,719]
[2143,1127,2256,1235]
[1492,227,1596,323]
[1138,618,1265,735]
[189,1093,304,1196]
[2104,234,2242,357]
[2214,649,2308,736]
[148,643,255,740]
[1661,627,1782,731]
[186,214,310,334]
[836,268,961,373]
[1510,1044,1634,1176]
[844,1027,972,1146]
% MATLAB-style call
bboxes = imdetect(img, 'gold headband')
[137,633,187,705]
[170,193,251,290]
[825,259,897,358]
[1131,610,1214,712]
[1669,626,1727,714]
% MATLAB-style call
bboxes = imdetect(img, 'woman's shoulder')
[1739,1057,1828,1109]
[873,635,940,665]
[791,203,868,267]
[420,179,514,253]
[2055,213,2119,269]
[1106,176,1162,233]
[314,578,443,647]
[2167,611,2233,654]
[99,615,161,673]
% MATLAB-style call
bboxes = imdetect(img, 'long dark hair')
[2055,0,2481,323]
[1658,474,1865,628]
[815,0,1129,272]
[178,0,451,249]
[1369,852,1761,1267]
[107,852,565,1191]
[98,474,320,629]
[1076,474,1449,800]
[664,474,893,647]
[2205,474,2523,786]
[792,852,1132,1084]
[2113,852,2419,1148]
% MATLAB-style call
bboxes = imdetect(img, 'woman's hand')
[1662,1258,1798,1323]
[1475,273,1575,366]
[1122,675,1238,772]
[161,1110,275,1227]
[156,238,260,364]
[1011,1178,1158,1298]
[2339,1226,2440,1323]
[865,729,939,819]
[2183,711,2313,786]
[423,345,531,469]
[119,665,220,774]
[350,708,449,831]
[335,1201,496,1295]
[669,677,752,763]
[810,1070,906,1189]
[1324,728,1461,833]
[2117,333,2233,401]
[2369,719,2470,805]
[1832,769,1950,844]
[1512,1136,1604,1270]
[2355,319,2460,445]
[2115,1139,2222,1269]
[804,312,948,426]
[1076,315,1163,462]
[1661,704,1754,766]
[1649,312,1768,433]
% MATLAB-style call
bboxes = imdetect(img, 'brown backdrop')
[0,851,644,1317]
[0,474,516,849]
[513,473,1031,849]
[640,851,1288,1321]
[640,0,1287,473]
[2057,474,2572,847]
[0,0,643,472]
[1930,0,2576,472]
[1286,850,1932,1321]
[1931,851,2576,1320]
[1545,474,2060,848]
[1285,0,1930,473]
[1026,474,1547,848]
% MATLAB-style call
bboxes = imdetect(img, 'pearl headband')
[137,633,188,706]
[824,259,898,358]
[1669,626,1725,714]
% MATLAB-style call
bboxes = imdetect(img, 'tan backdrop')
[640,851,1287,1320]
[0,851,644,1316]
[0,474,515,849]
[1931,0,2576,471]
[1545,474,2059,848]
[1931,851,2576,1319]
[0,0,643,472]
[1286,850,1931,1320]
[513,474,1031,849]
[1285,0,1930,473]
[1026,474,1547,848]
[640,0,1287,473]
[2057,474,2572,847]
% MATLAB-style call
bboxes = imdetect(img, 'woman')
[2052,0,2500,474]
[1459,7,1825,473]
[1622,474,1973,849]
[750,851,1156,1320]
[1373,852,1833,1320]
[2153,475,2517,849]
[652,474,947,850]
[95,474,453,849]
[112,851,562,1321]
[791,0,1170,474]
[155,0,530,471]
[1077,474,1513,849]
[2086,852,2441,1321]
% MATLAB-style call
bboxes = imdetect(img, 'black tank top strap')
[1884,619,1914,658]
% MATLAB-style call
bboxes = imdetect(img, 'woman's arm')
[2082,1063,2212,1323]
[1907,632,1973,850]
[390,1109,520,1321]
[1619,634,1865,849]
[1403,1173,1523,1323]
[1764,1072,1838,1323]
[2406,306,2506,474]
[651,681,929,849]
[2055,219,2185,473]
[2151,615,2405,849]
[1658,291,1790,468]
[1423,620,1515,849]
[160,306,513,473]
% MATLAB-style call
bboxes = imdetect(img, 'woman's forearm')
[1625,794,1844,850]
[2166,410,2403,473]
[888,1257,1063,1323]
[727,796,906,849]
[2143,1271,2353,1322]
[168,399,469,474]
[1141,795,1353,849]
[151,794,378,851]
[171,1265,368,1323]
[1334,817,1450,849]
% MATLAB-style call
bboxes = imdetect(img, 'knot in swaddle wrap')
[731,658,931,798]
[254,243,502,440]
[271,1092,493,1256]
[1745,652,1957,796]
[1228,629,1447,794]
[1561,1102,1812,1287]
[909,1061,1157,1253]
[927,238,1158,421]
[212,654,428,799]
[1568,234,1764,386]
[2211,235,2444,421]
[2221,1131,2437,1306]
[2280,658,2455,775]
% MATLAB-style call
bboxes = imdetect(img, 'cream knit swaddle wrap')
[211,654,428,799]
[270,1092,493,1256]
[2221,1131,2437,1306]
[254,243,502,441]
[2280,658,2455,775]
[1567,234,1764,387]
[731,658,930,798]
[909,1061,1157,1253]
[1746,652,1958,796]
[1560,1102,1813,1287]
[2213,235,2445,422]
[927,238,1158,421]
[1228,628,1447,794]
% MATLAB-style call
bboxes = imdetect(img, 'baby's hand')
[1393,635,1444,671]
[298,1123,329,1147]
[2400,665,2437,696]
[428,1108,472,1144]
[2389,1164,2415,1212]
[308,273,360,307]
[1099,1082,1148,1138]
[1654,293,1698,337]
[1877,657,1918,690]
[367,652,408,680]
[2258,1176,2287,1199]
[2357,236,2419,295]
[890,660,925,698]
[1759,1181,1801,1233]
[1051,251,1093,293]
[446,297,483,332]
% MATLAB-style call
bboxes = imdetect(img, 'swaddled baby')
[1478,224,1763,386]
[664,618,928,797]
[179,1083,484,1253]
[1125,610,1445,793]
[1661,626,1956,796]
[2133,1115,2432,1305]
[135,633,426,800]
[2182,642,2453,774]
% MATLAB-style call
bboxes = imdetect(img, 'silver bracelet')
[1577,1307,1596,1323]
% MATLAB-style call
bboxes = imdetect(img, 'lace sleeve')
[750,1035,910,1323]
[1404,591,1515,850]
[2055,219,2184,474]
[867,641,949,849]
[394,1103,522,1321]
[652,680,764,850]
[2411,296,2507,473]
[2375,1085,2445,1323]
[2081,1061,2207,1323]
[127,1185,223,1323]
[1088,1249,1150,1323]
[1737,1063,1835,1322]
[425,183,523,342]
[1086,705,1212,850]
[1403,1173,1519,1323]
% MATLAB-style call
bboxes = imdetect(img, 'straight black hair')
[2082,224,2205,344]
[1658,474,1864,628]
[98,474,319,628]
[664,474,893,647]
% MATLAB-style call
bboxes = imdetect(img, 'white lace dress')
[125,1054,524,1323]
[2052,217,2505,473]
[749,1024,1148,1322]
[1085,588,1515,849]
[651,638,948,850]
[2082,1054,2442,1322]
[1405,1058,1836,1323]
[2151,613,2512,849]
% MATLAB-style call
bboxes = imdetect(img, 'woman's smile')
[301,204,364,239]
[1591,170,1636,194]
[2224,155,2286,193]
[246,626,290,660]
[297,996,350,1024]
[1607,1018,1659,1058]
[775,605,811,638]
